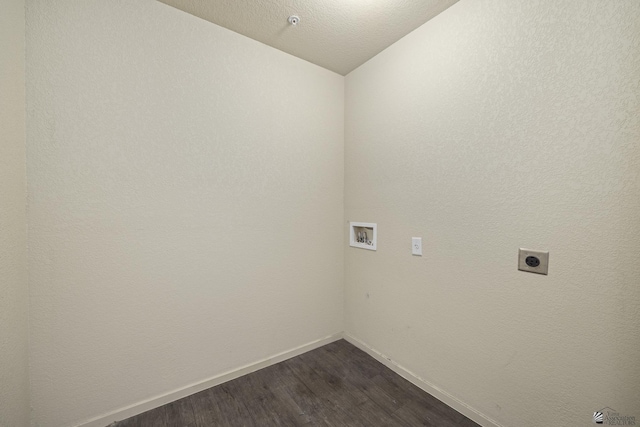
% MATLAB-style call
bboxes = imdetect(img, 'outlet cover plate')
[518,248,549,275]
[412,237,422,256]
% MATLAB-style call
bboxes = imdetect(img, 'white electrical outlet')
[412,237,422,256]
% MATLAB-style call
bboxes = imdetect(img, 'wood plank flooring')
[113,340,479,427]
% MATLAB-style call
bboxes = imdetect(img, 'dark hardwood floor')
[113,339,479,427]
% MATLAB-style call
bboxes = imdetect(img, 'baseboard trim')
[77,332,344,427]
[343,333,503,427]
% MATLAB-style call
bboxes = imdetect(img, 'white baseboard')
[78,332,499,427]
[77,332,344,427]
[343,333,502,427]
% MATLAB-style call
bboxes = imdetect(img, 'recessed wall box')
[349,222,377,251]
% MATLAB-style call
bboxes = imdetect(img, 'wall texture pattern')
[26,1,344,425]
[0,0,29,425]
[345,1,640,426]
[22,0,640,426]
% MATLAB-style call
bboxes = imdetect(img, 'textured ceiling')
[157,0,459,75]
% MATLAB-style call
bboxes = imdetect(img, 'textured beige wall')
[345,1,640,426]
[0,0,30,426]
[23,0,640,426]
[26,1,344,425]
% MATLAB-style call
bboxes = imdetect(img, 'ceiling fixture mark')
[288,15,300,26]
